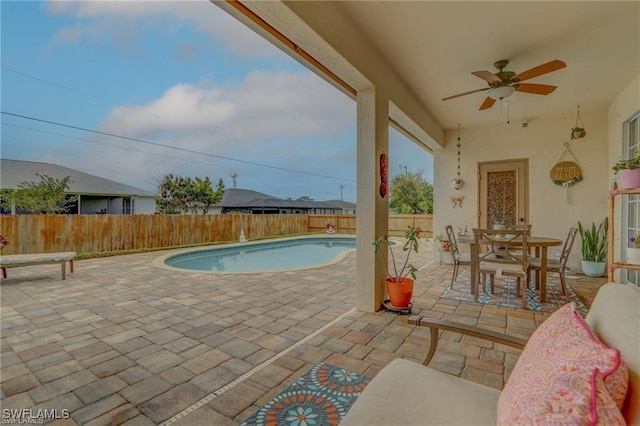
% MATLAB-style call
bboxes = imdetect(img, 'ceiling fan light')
[488,86,515,100]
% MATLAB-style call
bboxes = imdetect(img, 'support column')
[356,87,389,312]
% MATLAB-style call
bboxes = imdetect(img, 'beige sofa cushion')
[585,283,640,425]
[340,358,500,426]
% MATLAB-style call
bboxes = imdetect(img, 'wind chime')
[451,124,464,208]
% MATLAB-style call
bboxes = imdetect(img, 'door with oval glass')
[478,159,529,229]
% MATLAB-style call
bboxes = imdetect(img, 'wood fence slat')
[0,213,432,254]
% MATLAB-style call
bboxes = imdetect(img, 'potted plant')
[434,233,450,251]
[326,223,336,234]
[612,151,640,189]
[578,218,608,277]
[373,226,421,308]
[627,236,640,264]
[571,127,586,140]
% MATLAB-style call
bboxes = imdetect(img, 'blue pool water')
[164,237,356,272]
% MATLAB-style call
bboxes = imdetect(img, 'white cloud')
[46,0,283,58]
[73,69,355,195]
[35,0,359,200]
[99,69,354,153]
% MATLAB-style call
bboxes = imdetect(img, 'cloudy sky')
[1,1,433,203]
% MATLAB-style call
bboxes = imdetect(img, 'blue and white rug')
[240,362,371,426]
[440,270,588,315]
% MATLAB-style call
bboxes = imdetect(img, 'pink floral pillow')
[497,303,629,425]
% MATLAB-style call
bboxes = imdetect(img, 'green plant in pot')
[578,218,608,277]
[373,226,421,308]
[612,150,640,189]
[571,127,586,140]
[434,233,450,251]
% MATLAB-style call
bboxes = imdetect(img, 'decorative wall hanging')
[452,123,464,190]
[551,142,583,202]
[570,105,586,140]
[451,195,464,208]
[379,153,388,198]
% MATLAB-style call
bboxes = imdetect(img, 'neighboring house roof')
[219,188,355,210]
[0,159,155,197]
[324,200,357,209]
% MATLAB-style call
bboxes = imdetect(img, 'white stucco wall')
[134,197,157,214]
[434,107,609,273]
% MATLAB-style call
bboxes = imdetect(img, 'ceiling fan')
[442,59,567,110]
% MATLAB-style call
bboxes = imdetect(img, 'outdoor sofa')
[341,282,639,425]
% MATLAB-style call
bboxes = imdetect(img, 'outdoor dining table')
[457,233,563,303]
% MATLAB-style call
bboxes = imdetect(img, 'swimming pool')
[157,236,357,273]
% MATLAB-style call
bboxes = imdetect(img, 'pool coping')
[151,233,357,274]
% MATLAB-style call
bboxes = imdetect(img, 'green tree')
[192,177,225,214]
[6,174,77,214]
[389,170,433,214]
[156,174,225,214]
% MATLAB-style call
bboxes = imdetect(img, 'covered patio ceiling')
[220,1,639,132]
[215,0,639,312]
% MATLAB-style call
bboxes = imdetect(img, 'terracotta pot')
[386,277,414,308]
[618,168,640,189]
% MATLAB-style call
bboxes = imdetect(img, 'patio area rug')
[440,269,588,315]
[240,362,371,426]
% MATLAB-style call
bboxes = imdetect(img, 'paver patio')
[1,239,606,425]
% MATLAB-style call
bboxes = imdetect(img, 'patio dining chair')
[445,225,470,288]
[499,224,532,255]
[473,228,529,309]
[527,227,577,300]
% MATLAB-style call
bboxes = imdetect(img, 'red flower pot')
[386,277,414,308]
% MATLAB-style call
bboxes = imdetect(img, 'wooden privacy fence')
[0,213,433,255]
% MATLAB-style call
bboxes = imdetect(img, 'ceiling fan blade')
[515,83,558,95]
[513,60,566,82]
[479,97,496,110]
[471,70,501,84]
[442,87,489,101]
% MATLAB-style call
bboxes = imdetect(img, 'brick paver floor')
[1,237,606,425]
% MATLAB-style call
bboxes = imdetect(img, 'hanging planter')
[570,105,586,140]
[571,127,586,140]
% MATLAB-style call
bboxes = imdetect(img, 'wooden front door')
[478,159,529,229]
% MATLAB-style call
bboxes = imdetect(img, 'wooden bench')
[0,252,76,280]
